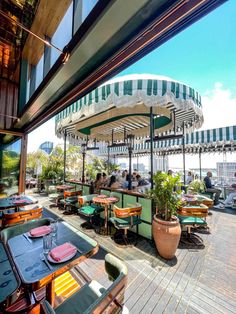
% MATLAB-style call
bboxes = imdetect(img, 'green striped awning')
[98,125,236,156]
[56,74,203,143]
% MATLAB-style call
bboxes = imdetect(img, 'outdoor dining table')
[0,195,38,212]
[93,196,119,236]
[0,242,20,309]
[56,184,75,192]
[7,221,98,306]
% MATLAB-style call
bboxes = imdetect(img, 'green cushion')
[109,216,141,228]
[178,215,207,225]
[59,196,78,205]
[79,205,103,216]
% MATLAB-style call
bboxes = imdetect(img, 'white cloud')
[27,118,63,153]
[200,83,236,130]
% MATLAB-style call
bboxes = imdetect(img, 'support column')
[63,131,67,182]
[18,59,29,113]
[150,107,154,190]
[182,124,186,185]
[128,148,132,190]
[107,145,110,174]
[199,147,202,180]
[82,145,86,184]
[19,134,28,194]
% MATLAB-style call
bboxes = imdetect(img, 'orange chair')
[59,190,82,214]
[110,203,142,246]
[1,206,43,228]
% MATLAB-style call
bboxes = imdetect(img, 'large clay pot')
[152,215,181,260]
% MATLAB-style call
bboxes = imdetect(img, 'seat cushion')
[56,280,105,314]
[110,216,141,228]
[178,215,207,225]
[59,196,78,205]
[78,205,103,216]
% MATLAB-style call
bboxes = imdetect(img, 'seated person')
[102,172,108,186]
[117,170,127,185]
[94,173,104,193]
[136,174,149,186]
[108,175,121,189]
[203,171,221,205]
[215,184,236,209]
[186,171,194,185]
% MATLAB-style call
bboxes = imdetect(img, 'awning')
[56,74,203,143]
[99,125,236,156]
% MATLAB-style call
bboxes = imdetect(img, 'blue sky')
[119,0,236,96]
[28,1,236,156]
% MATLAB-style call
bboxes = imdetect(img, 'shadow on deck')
[36,193,236,314]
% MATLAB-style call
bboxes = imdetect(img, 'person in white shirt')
[186,171,194,185]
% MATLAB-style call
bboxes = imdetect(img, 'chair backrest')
[113,203,142,219]
[178,205,208,218]
[78,194,98,205]
[1,206,43,229]
[86,253,128,313]
[0,217,53,244]
[41,253,127,314]
[63,190,82,199]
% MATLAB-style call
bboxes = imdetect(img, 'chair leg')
[180,226,205,248]
[113,229,137,247]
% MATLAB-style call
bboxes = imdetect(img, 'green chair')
[76,194,104,229]
[41,253,128,314]
[177,205,209,246]
[109,203,142,246]
[59,190,82,214]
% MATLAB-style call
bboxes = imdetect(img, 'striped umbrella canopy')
[99,125,236,156]
[56,74,203,144]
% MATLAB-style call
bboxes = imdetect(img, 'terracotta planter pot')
[152,215,181,260]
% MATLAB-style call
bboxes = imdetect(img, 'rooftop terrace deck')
[35,193,236,314]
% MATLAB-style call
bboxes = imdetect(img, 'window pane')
[51,3,73,66]
[0,137,21,196]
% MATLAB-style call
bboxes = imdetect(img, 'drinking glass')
[51,221,58,238]
[43,234,52,254]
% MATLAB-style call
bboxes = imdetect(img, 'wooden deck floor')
[35,193,236,314]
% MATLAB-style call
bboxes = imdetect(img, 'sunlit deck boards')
[37,193,236,313]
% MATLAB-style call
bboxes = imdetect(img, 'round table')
[93,196,119,235]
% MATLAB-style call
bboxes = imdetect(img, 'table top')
[93,196,119,205]
[0,243,20,304]
[56,185,74,191]
[0,195,38,210]
[8,222,98,288]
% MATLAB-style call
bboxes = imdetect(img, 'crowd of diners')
[86,169,151,193]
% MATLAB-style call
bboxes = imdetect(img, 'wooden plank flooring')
[34,193,236,313]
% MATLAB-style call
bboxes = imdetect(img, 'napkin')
[30,225,52,237]
[107,197,117,202]
[97,195,107,198]
[49,242,77,262]
[13,199,27,204]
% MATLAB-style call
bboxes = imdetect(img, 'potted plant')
[187,179,206,194]
[149,171,182,260]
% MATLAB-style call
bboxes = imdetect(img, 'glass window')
[35,55,44,89]
[82,0,98,21]
[0,136,21,196]
[51,3,73,66]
